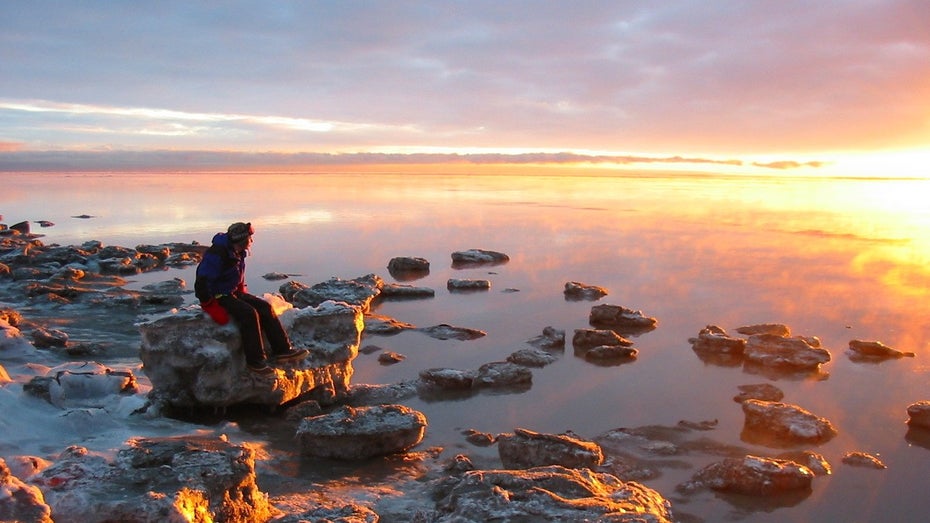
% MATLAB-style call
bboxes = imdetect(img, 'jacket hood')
[211,232,231,248]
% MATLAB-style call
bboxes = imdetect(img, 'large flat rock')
[137,299,363,408]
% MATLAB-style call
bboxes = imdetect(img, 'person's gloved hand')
[201,298,229,325]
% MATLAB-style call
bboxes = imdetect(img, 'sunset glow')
[1,1,927,176]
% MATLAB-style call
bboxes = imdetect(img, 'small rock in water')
[842,451,886,469]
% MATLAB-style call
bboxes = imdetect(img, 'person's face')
[234,236,252,252]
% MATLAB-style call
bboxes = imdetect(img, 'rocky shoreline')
[2,221,928,522]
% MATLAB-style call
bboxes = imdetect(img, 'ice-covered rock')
[0,318,39,361]
[683,455,814,495]
[379,282,435,299]
[497,428,604,470]
[733,383,784,403]
[137,300,362,408]
[0,458,52,523]
[744,333,831,369]
[387,256,430,273]
[297,404,427,460]
[848,339,915,360]
[447,278,491,291]
[507,347,558,367]
[279,274,383,312]
[741,400,838,446]
[588,304,657,331]
[43,361,137,409]
[31,436,270,523]
[563,281,608,300]
[572,328,633,350]
[472,361,532,389]
[433,465,673,522]
[689,325,747,354]
[736,323,791,337]
[418,368,473,390]
[842,451,886,469]
[777,450,832,476]
[450,249,509,267]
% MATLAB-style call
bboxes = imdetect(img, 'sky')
[1,0,928,176]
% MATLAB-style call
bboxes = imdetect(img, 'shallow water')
[3,170,930,521]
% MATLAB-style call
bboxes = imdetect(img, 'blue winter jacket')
[194,232,247,301]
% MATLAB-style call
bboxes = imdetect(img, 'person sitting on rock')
[195,222,308,374]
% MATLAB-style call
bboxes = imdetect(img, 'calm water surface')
[4,171,930,521]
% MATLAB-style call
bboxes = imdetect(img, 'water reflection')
[5,171,930,522]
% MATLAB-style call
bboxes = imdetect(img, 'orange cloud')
[0,142,25,152]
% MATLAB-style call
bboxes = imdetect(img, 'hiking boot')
[274,348,309,363]
[247,362,275,375]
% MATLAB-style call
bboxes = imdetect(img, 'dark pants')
[218,293,291,365]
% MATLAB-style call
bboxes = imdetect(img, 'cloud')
[0,142,25,152]
[1,1,927,157]
[753,160,826,170]
[0,149,831,174]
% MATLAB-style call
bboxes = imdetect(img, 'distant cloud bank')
[0,150,824,172]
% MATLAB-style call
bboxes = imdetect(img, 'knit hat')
[227,222,254,243]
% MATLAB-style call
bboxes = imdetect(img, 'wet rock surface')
[433,465,674,522]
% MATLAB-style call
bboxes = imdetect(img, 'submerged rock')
[363,313,416,335]
[433,465,674,522]
[417,323,486,341]
[297,404,427,460]
[526,326,565,349]
[586,344,638,361]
